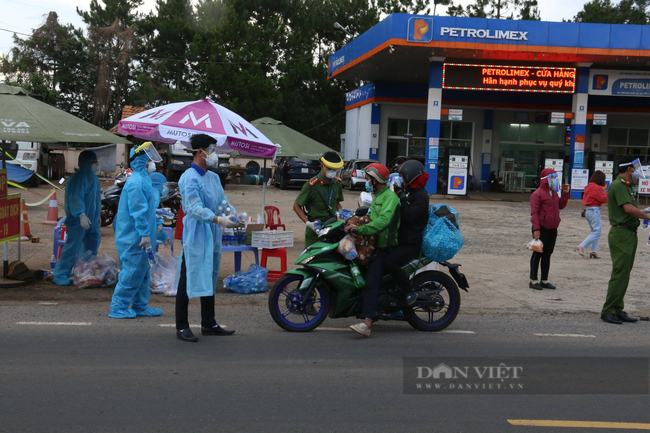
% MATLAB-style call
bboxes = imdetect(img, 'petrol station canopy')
[328,15,650,83]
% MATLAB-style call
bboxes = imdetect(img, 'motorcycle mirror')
[355,206,369,217]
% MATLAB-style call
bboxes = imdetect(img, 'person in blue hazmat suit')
[52,150,101,286]
[109,142,162,319]
[175,134,240,342]
[150,172,171,247]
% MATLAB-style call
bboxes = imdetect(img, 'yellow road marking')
[508,419,650,430]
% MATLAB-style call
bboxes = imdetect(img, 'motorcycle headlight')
[299,256,314,265]
[171,159,184,165]
[218,163,229,168]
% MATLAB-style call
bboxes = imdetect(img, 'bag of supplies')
[224,263,269,294]
[422,204,464,263]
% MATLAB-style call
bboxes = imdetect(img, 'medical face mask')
[365,180,374,193]
[147,161,156,173]
[543,173,559,192]
[325,170,337,179]
[92,164,99,175]
[205,152,219,167]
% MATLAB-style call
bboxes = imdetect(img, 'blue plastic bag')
[224,263,269,294]
[422,204,464,262]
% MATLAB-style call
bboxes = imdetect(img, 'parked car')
[274,157,320,189]
[388,155,425,173]
[339,159,375,190]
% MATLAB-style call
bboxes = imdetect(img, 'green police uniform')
[295,174,344,247]
[602,175,639,315]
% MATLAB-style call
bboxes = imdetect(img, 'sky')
[0,0,589,57]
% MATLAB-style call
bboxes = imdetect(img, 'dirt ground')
[2,180,650,317]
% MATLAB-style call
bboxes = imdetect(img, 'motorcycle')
[268,212,469,332]
[100,170,129,227]
[100,172,181,228]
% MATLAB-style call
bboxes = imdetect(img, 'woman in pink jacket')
[529,168,569,290]
[576,170,608,259]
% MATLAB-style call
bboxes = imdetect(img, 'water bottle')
[145,246,156,266]
[349,262,365,288]
[314,220,322,234]
[50,254,56,271]
[643,219,649,230]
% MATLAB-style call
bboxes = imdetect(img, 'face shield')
[621,158,646,179]
[134,141,162,163]
[542,172,560,192]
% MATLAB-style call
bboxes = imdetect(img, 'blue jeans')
[580,207,602,253]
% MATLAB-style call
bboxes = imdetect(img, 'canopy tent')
[0,85,130,144]
[250,117,334,160]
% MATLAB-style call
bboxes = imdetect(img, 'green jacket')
[357,186,400,248]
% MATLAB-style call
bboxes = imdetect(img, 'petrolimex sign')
[589,69,650,97]
[408,17,527,43]
[443,64,576,93]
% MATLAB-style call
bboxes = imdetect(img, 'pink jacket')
[530,168,569,231]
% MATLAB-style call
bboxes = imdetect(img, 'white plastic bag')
[72,251,119,289]
[150,248,179,295]
[337,234,358,261]
[526,239,543,253]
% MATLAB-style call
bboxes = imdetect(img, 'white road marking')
[158,324,226,328]
[439,330,475,334]
[38,302,58,306]
[16,322,92,326]
[534,333,596,338]
[316,327,350,332]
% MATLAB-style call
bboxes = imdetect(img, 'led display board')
[443,64,576,93]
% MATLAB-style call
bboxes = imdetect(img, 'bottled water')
[145,246,156,266]
[643,220,648,230]
[50,254,56,271]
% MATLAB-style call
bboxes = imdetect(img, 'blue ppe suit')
[52,151,101,286]
[109,150,159,318]
[175,166,234,299]
[150,172,169,244]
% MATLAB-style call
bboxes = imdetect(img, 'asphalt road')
[2,300,650,433]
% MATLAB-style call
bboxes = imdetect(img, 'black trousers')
[530,227,557,281]
[175,253,217,330]
[361,248,391,319]
[383,243,421,293]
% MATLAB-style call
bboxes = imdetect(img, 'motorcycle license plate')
[301,168,309,173]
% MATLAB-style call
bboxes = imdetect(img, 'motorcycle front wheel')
[268,274,329,332]
[100,201,115,227]
[405,271,460,332]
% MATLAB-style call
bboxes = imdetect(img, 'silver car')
[339,159,375,190]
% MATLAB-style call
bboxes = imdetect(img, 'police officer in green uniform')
[601,155,650,325]
[293,152,344,247]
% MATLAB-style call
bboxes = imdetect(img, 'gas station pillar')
[569,64,591,199]
[369,104,380,160]
[425,57,445,194]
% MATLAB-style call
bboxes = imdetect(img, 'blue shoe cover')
[52,276,70,286]
[132,307,163,317]
[108,308,137,319]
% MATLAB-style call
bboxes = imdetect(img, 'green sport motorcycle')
[268,217,469,332]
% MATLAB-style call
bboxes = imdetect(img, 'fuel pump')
[446,146,471,196]
[588,151,615,190]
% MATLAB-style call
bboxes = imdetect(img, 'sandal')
[589,252,601,259]
[575,245,585,257]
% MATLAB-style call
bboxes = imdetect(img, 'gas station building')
[328,14,650,198]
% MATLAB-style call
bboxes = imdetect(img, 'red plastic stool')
[261,247,287,283]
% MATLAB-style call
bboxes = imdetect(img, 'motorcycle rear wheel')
[405,271,460,332]
[268,274,329,332]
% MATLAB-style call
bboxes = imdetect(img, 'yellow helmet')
[320,151,344,170]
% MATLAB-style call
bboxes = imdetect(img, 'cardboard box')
[245,224,265,245]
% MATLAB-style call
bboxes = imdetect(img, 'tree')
[447,0,540,20]
[573,0,649,24]
[77,0,142,128]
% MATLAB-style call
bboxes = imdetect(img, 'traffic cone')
[43,191,59,225]
[174,205,184,240]
[20,199,31,241]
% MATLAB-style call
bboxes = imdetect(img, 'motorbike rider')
[385,160,430,306]
[344,163,400,338]
[293,151,345,247]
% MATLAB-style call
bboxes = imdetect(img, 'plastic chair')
[155,227,174,253]
[264,206,286,231]
[261,247,287,283]
[53,217,67,260]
